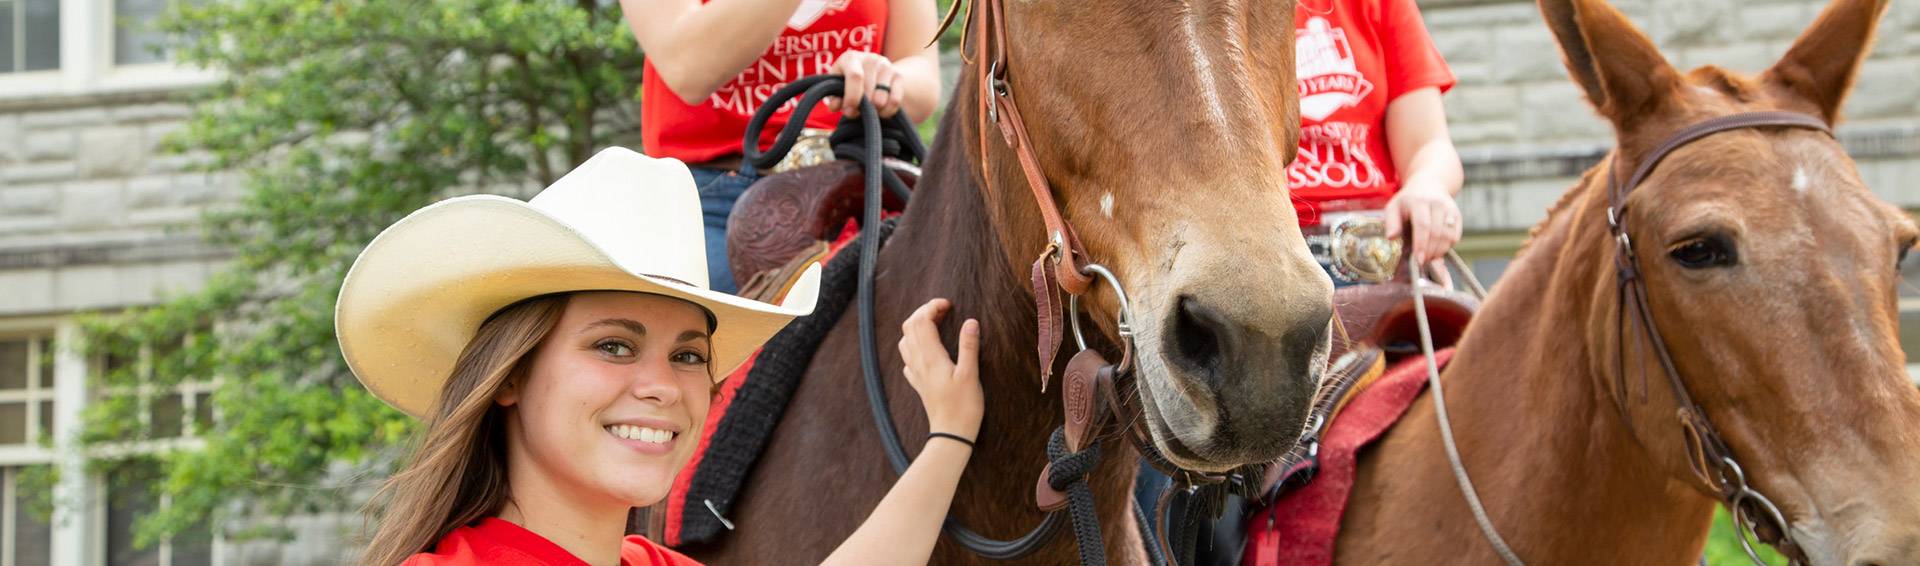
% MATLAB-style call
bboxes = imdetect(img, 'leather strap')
[1038,349,1113,511]
[1606,111,1830,564]
[973,0,1095,296]
[1035,257,1065,390]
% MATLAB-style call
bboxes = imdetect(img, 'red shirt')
[641,0,890,163]
[1288,0,1455,226]
[403,518,700,566]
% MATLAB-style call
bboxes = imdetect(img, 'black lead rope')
[744,75,1093,561]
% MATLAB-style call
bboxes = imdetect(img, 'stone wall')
[0,89,229,317]
[1421,0,1920,233]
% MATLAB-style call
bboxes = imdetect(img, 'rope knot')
[1046,428,1103,490]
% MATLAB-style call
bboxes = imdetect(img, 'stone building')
[0,0,1916,564]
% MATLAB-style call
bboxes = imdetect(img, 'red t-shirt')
[402,518,700,566]
[641,0,890,163]
[1287,0,1455,226]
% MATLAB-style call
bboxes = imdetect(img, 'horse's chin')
[1137,365,1322,474]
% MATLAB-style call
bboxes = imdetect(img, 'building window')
[0,0,60,74]
[96,337,218,443]
[1,466,55,566]
[103,460,212,566]
[0,335,56,448]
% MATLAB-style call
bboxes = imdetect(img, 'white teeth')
[605,424,673,444]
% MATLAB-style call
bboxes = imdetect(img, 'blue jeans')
[689,164,760,295]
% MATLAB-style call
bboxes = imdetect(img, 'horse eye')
[1899,238,1916,269]
[1669,236,1737,269]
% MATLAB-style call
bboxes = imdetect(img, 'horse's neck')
[1424,174,1717,560]
[877,94,1074,494]
[871,87,1150,563]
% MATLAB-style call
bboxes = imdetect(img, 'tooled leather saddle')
[724,160,915,302]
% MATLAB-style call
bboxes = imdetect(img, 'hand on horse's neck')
[872,90,1145,563]
[885,100,1059,442]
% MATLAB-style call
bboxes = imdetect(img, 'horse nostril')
[1171,296,1229,380]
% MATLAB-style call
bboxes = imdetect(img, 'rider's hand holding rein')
[1380,87,1465,279]
[825,51,916,120]
[621,0,942,123]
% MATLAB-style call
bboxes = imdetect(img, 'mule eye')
[1669,236,1737,269]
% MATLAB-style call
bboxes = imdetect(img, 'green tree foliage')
[60,0,642,547]
[1706,508,1787,565]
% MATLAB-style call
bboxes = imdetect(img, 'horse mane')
[1686,65,1765,104]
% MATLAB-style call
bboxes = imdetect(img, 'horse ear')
[1762,0,1890,124]
[1536,0,1680,124]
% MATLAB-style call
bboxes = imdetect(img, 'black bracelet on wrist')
[928,432,975,449]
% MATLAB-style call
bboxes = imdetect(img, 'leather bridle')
[1607,111,1830,565]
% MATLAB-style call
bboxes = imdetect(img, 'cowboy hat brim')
[336,195,820,418]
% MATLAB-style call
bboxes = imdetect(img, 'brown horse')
[1335,0,1920,564]
[688,0,1330,564]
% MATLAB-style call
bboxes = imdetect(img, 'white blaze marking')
[1181,10,1230,132]
[1101,192,1115,218]
[1792,165,1810,193]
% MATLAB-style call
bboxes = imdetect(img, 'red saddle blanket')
[1241,348,1455,566]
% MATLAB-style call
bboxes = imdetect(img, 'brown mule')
[685,0,1332,564]
[1333,0,1920,564]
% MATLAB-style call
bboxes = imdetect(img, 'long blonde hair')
[359,294,569,565]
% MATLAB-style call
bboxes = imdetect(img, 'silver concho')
[771,128,837,173]
[1329,215,1402,284]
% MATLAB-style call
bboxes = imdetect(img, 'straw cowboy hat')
[337,147,820,418]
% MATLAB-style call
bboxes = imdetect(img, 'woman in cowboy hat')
[340,147,983,565]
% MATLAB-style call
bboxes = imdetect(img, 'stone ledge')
[0,88,195,114]
[0,236,227,271]
[1461,123,1920,183]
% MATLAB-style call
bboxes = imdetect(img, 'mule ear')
[1762,0,1890,124]
[1537,0,1680,124]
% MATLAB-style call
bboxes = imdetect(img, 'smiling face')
[497,291,716,509]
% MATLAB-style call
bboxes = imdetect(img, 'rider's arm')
[1383,87,1465,264]
[821,299,984,566]
[619,0,806,104]
[1385,87,1463,199]
[879,0,943,124]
